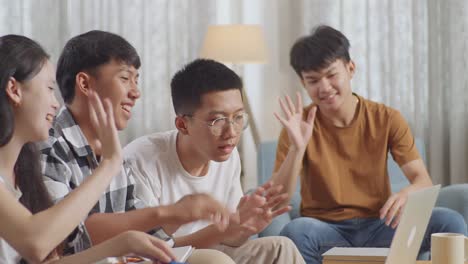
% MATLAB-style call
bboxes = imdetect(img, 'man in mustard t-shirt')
[271,25,467,264]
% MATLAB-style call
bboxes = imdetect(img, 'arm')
[85,206,179,245]
[50,231,176,264]
[174,224,239,248]
[270,133,307,205]
[271,93,316,206]
[86,192,232,246]
[380,110,433,228]
[401,159,433,191]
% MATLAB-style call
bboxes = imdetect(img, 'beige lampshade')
[199,24,268,64]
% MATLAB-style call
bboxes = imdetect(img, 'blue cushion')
[436,184,468,227]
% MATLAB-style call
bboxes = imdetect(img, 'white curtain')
[1,0,467,186]
[0,0,217,143]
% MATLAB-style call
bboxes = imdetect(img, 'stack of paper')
[322,247,389,264]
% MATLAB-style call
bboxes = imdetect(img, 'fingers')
[236,195,247,210]
[380,194,406,227]
[249,193,267,208]
[285,95,296,114]
[210,209,230,232]
[239,223,258,235]
[89,90,107,125]
[263,183,283,200]
[260,181,282,198]
[147,237,176,262]
[88,91,101,129]
[242,193,266,209]
[253,185,266,197]
[391,209,403,229]
[192,194,231,229]
[307,106,317,124]
[195,194,231,230]
[296,92,303,112]
[102,98,115,128]
[266,192,288,210]
[278,97,292,119]
[271,205,292,218]
[380,194,396,220]
[273,112,289,127]
[260,180,274,191]
[385,199,403,226]
[237,200,264,223]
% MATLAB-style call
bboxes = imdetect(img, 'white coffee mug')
[431,233,468,264]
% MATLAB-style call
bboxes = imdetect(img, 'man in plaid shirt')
[38,106,143,253]
[36,31,237,262]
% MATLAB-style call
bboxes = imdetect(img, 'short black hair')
[57,30,141,104]
[171,59,243,115]
[290,25,351,77]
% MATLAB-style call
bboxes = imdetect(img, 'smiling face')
[301,59,355,113]
[89,60,140,130]
[184,89,244,162]
[15,60,60,141]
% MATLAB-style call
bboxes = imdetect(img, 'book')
[173,245,194,262]
[322,247,388,264]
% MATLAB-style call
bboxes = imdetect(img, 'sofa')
[256,139,468,238]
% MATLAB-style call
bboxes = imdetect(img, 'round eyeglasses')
[185,113,249,136]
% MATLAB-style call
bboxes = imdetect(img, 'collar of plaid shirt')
[55,107,98,167]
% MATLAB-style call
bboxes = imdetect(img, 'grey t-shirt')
[0,175,22,264]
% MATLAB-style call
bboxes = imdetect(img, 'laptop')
[322,185,441,264]
[385,184,440,263]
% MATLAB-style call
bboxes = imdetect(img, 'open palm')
[88,90,122,163]
[274,92,316,149]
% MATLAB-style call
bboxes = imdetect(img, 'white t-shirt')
[124,130,243,237]
[0,175,23,264]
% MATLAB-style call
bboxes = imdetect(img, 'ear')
[347,60,356,78]
[175,116,189,135]
[75,72,93,97]
[5,77,22,106]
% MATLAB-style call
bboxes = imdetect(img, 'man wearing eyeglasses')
[123,59,305,264]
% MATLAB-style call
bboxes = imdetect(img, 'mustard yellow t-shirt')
[274,94,420,222]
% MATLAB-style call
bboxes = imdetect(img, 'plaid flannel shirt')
[36,107,147,254]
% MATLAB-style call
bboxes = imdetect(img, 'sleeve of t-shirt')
[124,149,162,208]
[273,127,291,173]
[225,148,244,212]
[388,110,421,166]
